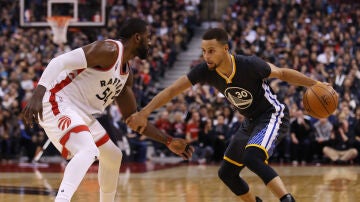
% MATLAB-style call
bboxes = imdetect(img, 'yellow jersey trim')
[216,54,236,84]
[223,156,244,167]
[245,144,269,164]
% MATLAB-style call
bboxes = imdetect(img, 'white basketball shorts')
[39,92,110,159]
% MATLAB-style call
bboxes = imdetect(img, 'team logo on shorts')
[224,87,253,109]
[58,116,71,131]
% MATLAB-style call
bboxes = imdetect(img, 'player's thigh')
[39,102,93,157]
[247,110,290,157]
[223,127,250,166]
[88,119,117,148]
[89,120,122,160]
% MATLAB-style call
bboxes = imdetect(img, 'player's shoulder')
[187,62,211,83]
[84,40,118,52]
[83,40,119,58]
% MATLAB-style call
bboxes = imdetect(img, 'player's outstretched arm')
[23,41,117,127]
[267,62,319,87]
[126,75,192,133]
[117,72,194,159]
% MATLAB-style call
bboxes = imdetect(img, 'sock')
[55,182,76,202]
[280,193,295,202]
[55,149,97,201]
[55,197,70,202]
[100,190,116,202]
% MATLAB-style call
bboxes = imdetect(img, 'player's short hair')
[202,28,228,45]
[119,18,148,40]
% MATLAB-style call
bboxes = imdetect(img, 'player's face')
[201,39,228,70]
[136,31,151,59]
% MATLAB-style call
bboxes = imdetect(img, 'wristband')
[166,136,173,146]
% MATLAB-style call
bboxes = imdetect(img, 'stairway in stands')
[147,23,220,162]
[159,28,205,90]
[148,26,206,121]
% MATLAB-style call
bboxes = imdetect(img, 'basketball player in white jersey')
[23,18,194,202]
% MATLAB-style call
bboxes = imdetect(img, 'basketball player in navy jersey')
[126,28,323,202]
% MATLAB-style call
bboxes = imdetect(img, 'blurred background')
[0,0,360,167]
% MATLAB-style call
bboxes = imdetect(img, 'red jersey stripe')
[49,69,85,115]
[95,134,110,147]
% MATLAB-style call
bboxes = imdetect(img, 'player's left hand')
[126,111,148,133]
[167,138,194,160]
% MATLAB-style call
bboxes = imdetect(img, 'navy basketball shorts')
[223,107,290,166]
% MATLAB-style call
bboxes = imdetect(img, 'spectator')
[312,118,333,163]
[171,111,186,139]
[193,119,215,164]
[351,106,360,163]
[185,111,201,147]
[154,110,173,156]
[290,109,314,165]
[212,113,229,162]
[127,131,148,163]
[323,118,358,164]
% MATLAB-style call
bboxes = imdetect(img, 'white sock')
[55,150,97,201]
[55,197,70,202]
[55,182,76,202]
[100,190,116,202]
[55,132,99,201]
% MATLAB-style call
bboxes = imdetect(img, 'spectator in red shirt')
[186,111,200,146]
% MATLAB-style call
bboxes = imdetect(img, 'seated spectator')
[290,109,314,165]
[171,111,186,139]
[323,119,358,164]
[153,110,173,156]
[212,114,230,162]
[127,132,148,163]
[312,118,333,163]
[193,119,215,164]
[185,111,201,147]
[352,107,360,163]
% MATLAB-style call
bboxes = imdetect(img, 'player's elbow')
[48,57,64,69]
[277,68,287,80]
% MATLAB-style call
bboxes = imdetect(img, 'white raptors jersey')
[47,40,129,115]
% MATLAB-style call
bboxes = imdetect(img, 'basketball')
[303,83,338,118]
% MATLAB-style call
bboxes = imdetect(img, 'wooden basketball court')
[0,162,359,202]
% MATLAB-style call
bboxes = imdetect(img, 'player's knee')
[111,147,123,163]
[70,143,99,161]
[100,143,123,165]
[243,147,278,184]
[218,165,230,182]
[218,161,249,195]
[85,147,100,161]
[218,161,239,182]
[242,146,266,170]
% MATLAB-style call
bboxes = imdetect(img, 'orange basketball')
[302,83,339,119]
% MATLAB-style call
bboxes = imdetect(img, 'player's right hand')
[167,138,194,160]
[126,111,148,133]
[23,85,46,127]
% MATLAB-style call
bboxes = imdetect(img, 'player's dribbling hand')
[126,112,148,133]
[23,85,46,127]
[167,138,194,160]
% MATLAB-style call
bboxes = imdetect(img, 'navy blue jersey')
[187,54,282,119]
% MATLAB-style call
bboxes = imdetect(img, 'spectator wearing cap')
[317,42,336,68]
